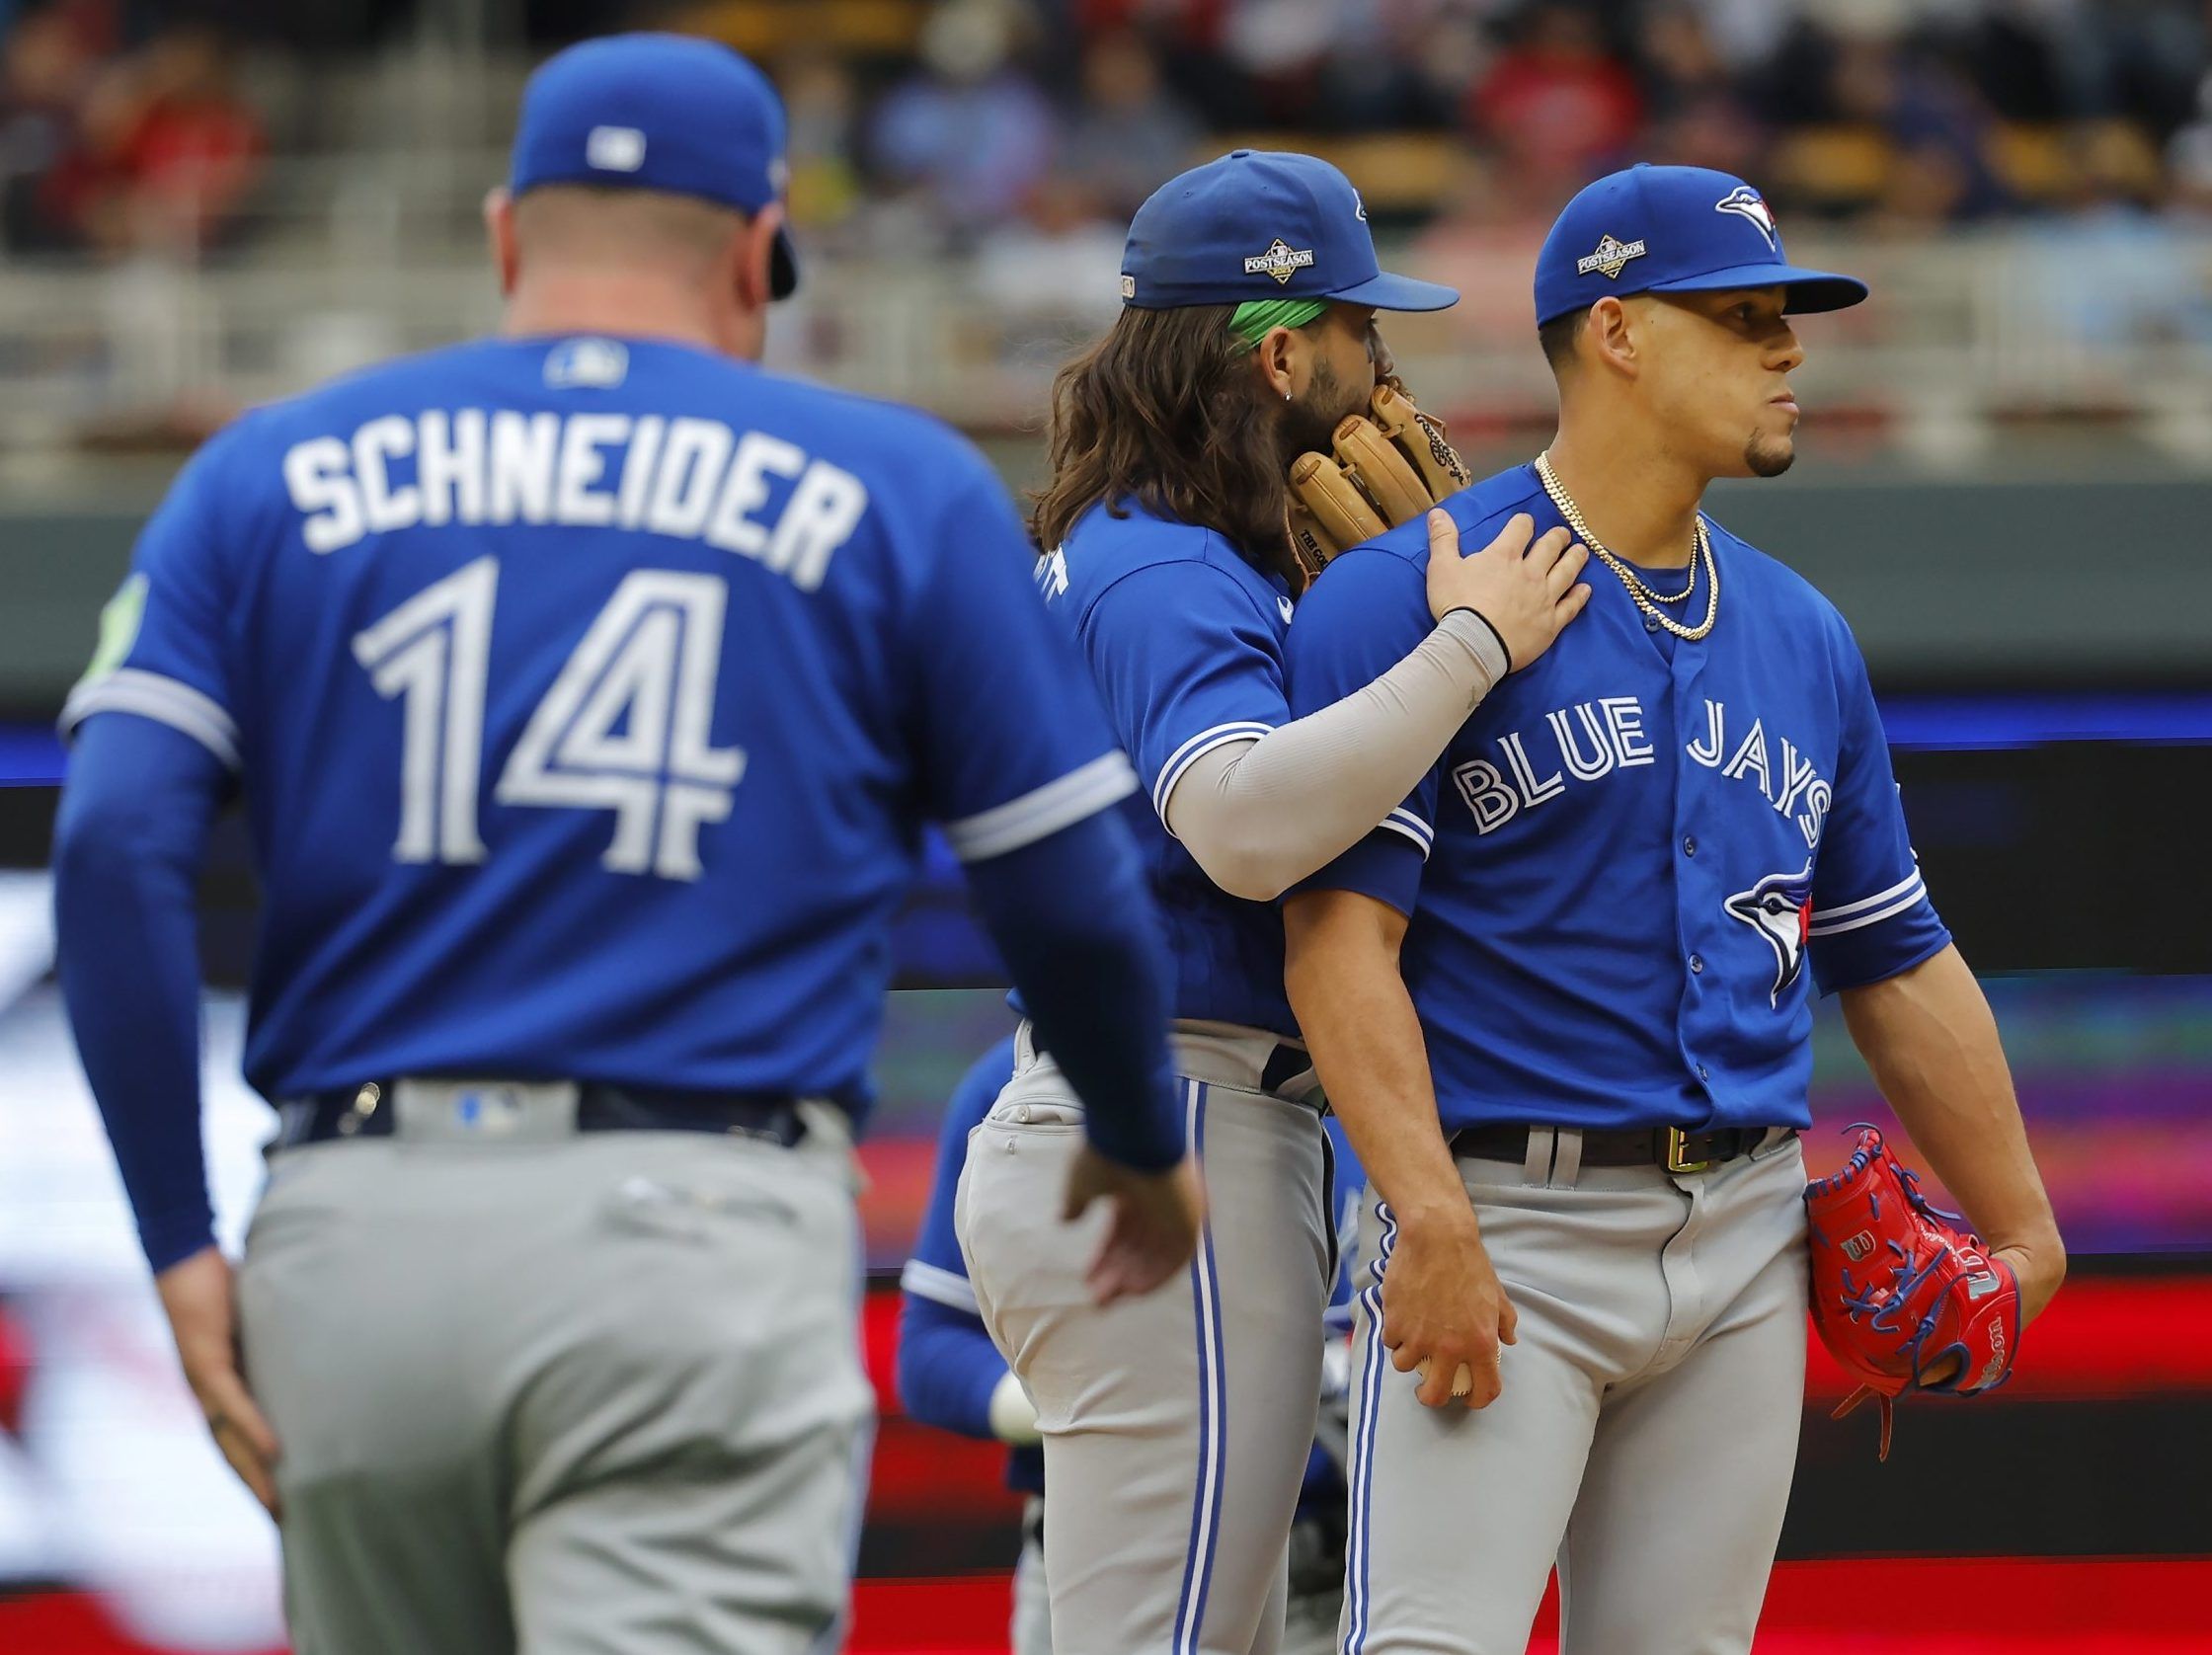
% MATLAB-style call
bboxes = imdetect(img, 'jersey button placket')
[1689,953,1704,975]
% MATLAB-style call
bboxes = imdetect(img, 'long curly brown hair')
[1030,304,1314,586]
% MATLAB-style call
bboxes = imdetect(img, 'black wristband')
[1441,606,1513,674]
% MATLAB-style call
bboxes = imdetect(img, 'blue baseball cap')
[1533,165,1865,326]
[510,33,799,299]
[1121,150,1459,313]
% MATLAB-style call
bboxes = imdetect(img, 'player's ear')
[732,202,783,314]
[1254,325,1300,401]
[484,187,520,297]
[1586,295,1638,378]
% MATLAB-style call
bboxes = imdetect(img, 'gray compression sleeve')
[1161,608,1509,901]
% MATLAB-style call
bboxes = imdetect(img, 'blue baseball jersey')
[1288,463,1951,1135]
[898,1033,1042,1493]
[61,336,1136,1122]
[1039,500,1307,1037]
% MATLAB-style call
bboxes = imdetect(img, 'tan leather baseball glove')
[1288,382,1471,574]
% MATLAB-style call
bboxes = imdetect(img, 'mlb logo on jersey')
[545,337,629,389]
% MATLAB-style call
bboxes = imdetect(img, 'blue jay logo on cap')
[1714,185,1778,248]
[1244,237,1316,284]
[1576,233,1647,280]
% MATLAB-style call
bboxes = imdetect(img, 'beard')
[1744,429,1795,478]
[1277,356,1368,463]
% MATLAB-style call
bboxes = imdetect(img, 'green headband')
[1228,297,1328,351]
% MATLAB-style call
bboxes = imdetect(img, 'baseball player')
[49,36,1202,1655]
[903,1040,1367,1655]
[898,1034,1053,1655]
[1282,164,2066,1654]
[954,150,1590,1655]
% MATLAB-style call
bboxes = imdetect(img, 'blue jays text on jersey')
[1040,499,1312,1038]
[61,335,1138,1121]
[1287,462,1951,1136]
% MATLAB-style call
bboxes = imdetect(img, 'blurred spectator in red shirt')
[1467,4,1642,192]
[42,25,263,258]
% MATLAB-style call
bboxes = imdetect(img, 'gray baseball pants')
[1339,1127,1808,1655]
[1014,1500,1344,1655]
[958,1022,1333,1655]
[235,1085,872,1655]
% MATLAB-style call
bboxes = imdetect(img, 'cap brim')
[771,224,799,300]
[1322,269,1460,312]
[1645,262,1866,313]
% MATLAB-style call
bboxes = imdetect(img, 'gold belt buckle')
[1664,1127,1711,1174]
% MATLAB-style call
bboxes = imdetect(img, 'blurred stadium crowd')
[5,0,2212,462]
[6,0,2212,264]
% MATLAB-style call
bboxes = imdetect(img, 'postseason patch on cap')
[1243,238,1316,284]
[1577,234,1647,280]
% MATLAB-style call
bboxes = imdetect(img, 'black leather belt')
[1451,1122,1777,1174]
[273,1080,811,1151]
[1033,1033,1313,1096]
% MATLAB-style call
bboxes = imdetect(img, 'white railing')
[4,221,2212,464]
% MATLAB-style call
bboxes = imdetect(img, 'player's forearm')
[1283,890,1471,1232]
[1167,611,1504,902]
[53,715,227,1273]
[966,808,1183,1170]
[1840,944,2063,1269]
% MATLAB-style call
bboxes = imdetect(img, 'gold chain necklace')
[1535,451,1720,643]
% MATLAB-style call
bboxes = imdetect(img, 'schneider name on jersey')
[1287,463,1950,1136]
[61,335,1138,1124]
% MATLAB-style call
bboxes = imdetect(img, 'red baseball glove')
[1803,1125,2020,1459]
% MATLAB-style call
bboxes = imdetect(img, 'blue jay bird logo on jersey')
[1726,861,1814,1006]
[1714,187,1778,248]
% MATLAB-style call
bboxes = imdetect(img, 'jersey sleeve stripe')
[1807,879,1930,938]
[941,750,1139,863]
[899,1258,980,1314]
[1809,869,1925,925]
[1151,721,1276,825]
[59,670,241,771]
[1379,809,1434,860]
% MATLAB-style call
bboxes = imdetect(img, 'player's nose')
[1768,323,1805,373]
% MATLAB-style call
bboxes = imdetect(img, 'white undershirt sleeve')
[1161,609,1508,901]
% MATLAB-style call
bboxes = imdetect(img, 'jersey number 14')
[349,556,746,881]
